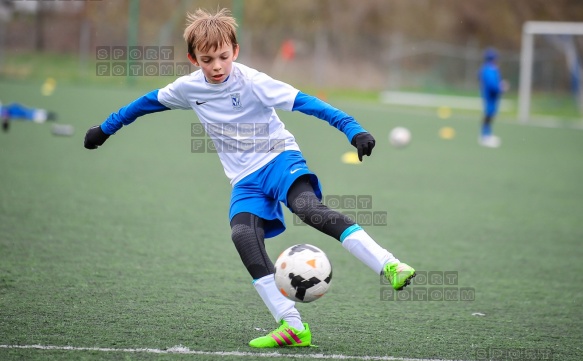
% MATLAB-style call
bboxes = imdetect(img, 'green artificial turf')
[1,80,582,360]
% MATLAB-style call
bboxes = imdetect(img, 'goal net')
[519,21,583,123]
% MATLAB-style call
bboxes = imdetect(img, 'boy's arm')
[291,91,375,161]
[84,89,170,149]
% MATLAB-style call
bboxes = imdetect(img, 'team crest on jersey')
[231,93,242,110]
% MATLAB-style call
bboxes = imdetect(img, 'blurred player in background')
[478,47,508,148]
[84,8,416,348]
[1,101,57,132]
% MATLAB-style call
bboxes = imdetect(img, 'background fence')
[1,0,582,113]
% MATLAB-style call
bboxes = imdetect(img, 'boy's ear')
[187,53,199,66]
[233,44,240,61]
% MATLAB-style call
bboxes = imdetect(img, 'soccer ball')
[389,127,411,148]
[274,244,333,303]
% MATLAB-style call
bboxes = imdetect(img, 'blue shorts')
[229,150,322,238]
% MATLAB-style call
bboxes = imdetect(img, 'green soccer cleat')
[249,321,311,348]
[383,261,416,290]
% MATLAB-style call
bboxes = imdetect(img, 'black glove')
[84,125,110,149]
[351,132,376,161]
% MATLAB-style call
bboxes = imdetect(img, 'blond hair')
[183,8,238,59]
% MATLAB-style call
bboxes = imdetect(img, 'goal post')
[518,21,583,123]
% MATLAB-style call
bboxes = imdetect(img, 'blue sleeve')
[100,89,170,135]
[291,91,366,143]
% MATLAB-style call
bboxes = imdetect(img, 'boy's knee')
[290,191,321,215]
[231,223,256,245]
[230,223,273,279]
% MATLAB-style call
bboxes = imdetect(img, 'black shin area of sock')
[230,212,274,280]
[287,175,356,240]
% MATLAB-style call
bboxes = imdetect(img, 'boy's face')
[188,43,239,84]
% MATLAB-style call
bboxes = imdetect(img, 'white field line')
[380,91,514,112]
[0,344,468,361]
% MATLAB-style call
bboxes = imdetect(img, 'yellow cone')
[439,127,456,140]
[341,151,361,165]
[437,106,452,119]
[41,77,57,96]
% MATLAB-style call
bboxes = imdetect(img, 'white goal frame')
[518,21,583,123]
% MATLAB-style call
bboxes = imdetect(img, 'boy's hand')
[501,79,510,93]
[351,132,376,161]
[84,125,110,149]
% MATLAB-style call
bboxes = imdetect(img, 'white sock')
[342,229,398,274]
[253,275,304,331]
[33,109,48,123]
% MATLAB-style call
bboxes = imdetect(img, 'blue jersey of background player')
[478,48,506,148]
[84,8,416,348]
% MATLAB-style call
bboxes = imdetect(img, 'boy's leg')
[1,107,9,132]
[1,116,8,132]
[287,175,415,289]
[3,103,55,123]
[230,212,311,347]
[479,106,501,148]
[481,115,493,138]
[230,212,303,330]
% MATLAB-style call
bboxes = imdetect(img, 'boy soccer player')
[84,8,416,348]
[478,47,507,148]
[1,101,57,132]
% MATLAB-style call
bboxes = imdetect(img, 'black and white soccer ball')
[274,244,333,303]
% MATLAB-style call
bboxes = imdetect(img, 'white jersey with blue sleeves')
[101,62,367,186]
[158,62,301,185]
